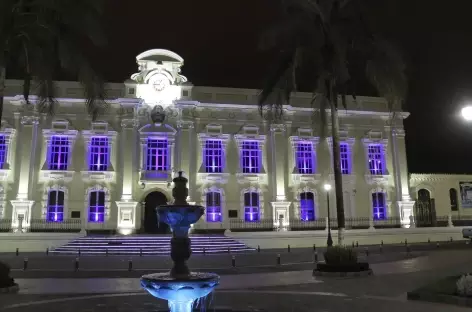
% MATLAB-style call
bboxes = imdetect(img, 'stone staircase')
[51,235,254,255]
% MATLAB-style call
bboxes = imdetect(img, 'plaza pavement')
[1,244,472,311]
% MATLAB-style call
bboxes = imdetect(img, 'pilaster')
[116,200,138,234]
[17,116,40,200]
[270,124,287,201]
[120,119,138,200]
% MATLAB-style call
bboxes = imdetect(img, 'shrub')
[324,246,358,265]
[0,261,15,288]
[457,274,472,297]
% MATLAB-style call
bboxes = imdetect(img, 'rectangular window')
[368,144,385,175]
[0,135,7,169]
[204,140,223,173]
[89,190,105,223]
[146,138,168,171]
[340,143,350,174]
[300,192,315,221]
[372,192,386,220]
[244,192,260,222]
[48,136,69,170]
[296,142,315,174]
[241,141,260,173]
[89,137,109,171]
[206,192,222,222]
[47,190,64,222]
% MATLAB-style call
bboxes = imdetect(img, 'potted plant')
[313,246,372,276]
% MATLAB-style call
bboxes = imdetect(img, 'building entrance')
[143,191,170,234]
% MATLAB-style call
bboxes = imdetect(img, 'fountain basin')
[141,272,219,311]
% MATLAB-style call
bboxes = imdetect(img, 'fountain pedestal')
[141,171,220,312]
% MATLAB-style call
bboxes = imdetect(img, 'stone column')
[175,124,182,171]
[390,127,415,227]
[16,116,39,201]
[187,122,196,202]
[120,119,137,201]
[271,124,287,201]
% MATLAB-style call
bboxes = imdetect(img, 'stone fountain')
[141,171,220,312]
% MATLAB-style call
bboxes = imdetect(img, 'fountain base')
[141,272,220,312]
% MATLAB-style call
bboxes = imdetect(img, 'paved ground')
[1,245,472,311]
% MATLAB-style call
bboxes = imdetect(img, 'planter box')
[313,262,373,277]
[0,283,19,294]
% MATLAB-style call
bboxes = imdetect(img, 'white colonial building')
[0,49,453,236]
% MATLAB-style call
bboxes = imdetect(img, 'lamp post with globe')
[461,106,472,121]
[324,184,333,247]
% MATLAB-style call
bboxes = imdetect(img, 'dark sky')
[63,1,472,174]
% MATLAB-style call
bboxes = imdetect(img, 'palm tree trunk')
[329,98,345,245]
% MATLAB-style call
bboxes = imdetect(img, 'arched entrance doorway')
[143,191,170,234]
[415,189,436,227]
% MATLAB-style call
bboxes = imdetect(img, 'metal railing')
[0,218,12,232]
[229,219,276,232]
[29,219,82,233]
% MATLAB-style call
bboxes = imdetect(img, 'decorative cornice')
[21,116,39,125]
[121,119,138,129]
[270,124,286,133]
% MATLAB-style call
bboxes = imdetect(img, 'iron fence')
[0,218,12,232]
[289,219,325,231]
[229,219,276,232]
[451,215,472,226]
[29,219,82,233]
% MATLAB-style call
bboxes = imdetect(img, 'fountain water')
[141,171,220,312]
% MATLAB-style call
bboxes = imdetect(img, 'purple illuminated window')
[296,142,315,174]
[241,141,260,173]
[340,143,350,174]
[204,140,223,173]
[0,135,7,169]
[146,138,168,171]
[368,144,385,175]
[89,137,109,171]
[206,191,222,222]
[88,190,105,223]
[244,192,260,222]
[48,136,69,170]
[372,192,386,220]
[47,190,64,222]
[300,192,315,221]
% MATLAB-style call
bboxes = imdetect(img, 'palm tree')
[258,0,407,245]
[0,0,107,123]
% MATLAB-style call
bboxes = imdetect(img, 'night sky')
[41,1,472,173]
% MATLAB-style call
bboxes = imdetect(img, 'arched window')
[372,192,386,220]
[47,190,65,222]
[89,190,105,223]
[244,192,260,222]
[206,191,222,222]
[300,192,315,221]
[449,188,458,211]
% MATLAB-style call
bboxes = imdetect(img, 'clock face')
[151,74,169,92]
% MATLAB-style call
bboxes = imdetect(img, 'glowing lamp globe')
[324,184,332,191]
[461,106,472,121]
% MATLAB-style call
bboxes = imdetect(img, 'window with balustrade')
[372,192,386,220]
[47,190,65,222]
[300,192,315,221]
[244,192,260,222]
[88,190,105,223]
[367,144,385,175]
[296,142,315,174]
[89,137,109,171]
[48,136,70,170]
[241,141,260,173]
[206,191,222,222]
[146,138,168,171]
[204,140,223,173]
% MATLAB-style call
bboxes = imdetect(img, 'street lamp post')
[324,184,333,247]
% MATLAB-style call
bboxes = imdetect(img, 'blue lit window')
[206,191,222,222]
[48,136,69,170]
[340,143,351,174]
[300,192,315,221]
[372,192,386,220]
[47,190,64,222]
[0,135,7,169]
[146,138,168,171]
[296,142,315,174]
[88,190,105,223]
[368,144,385,175]
[241,141,260,173]
[244,192,260,222]
[89,137,109,171]
[204,140,223,173]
